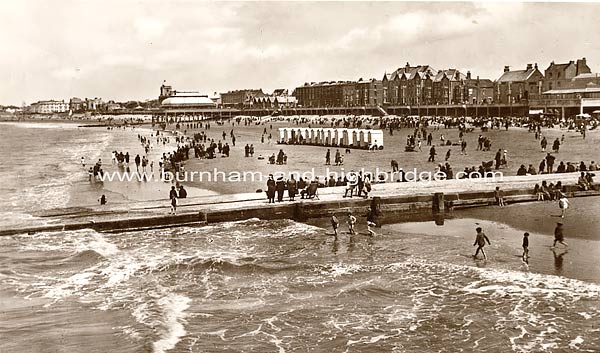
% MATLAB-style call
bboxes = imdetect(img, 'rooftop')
[497,67,539,83]
[543,87,600,95]
[161,96,216,106]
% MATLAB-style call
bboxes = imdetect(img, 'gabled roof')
[547,62,573,71]
[413,71,434,80]
[434,69,466,82]
[497,68,539,83]
[389,64,437,81]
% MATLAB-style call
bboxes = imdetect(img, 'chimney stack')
[406,62,410,68]
[466,71,472,80]
[534,63,538,70]
[504,66,510,72]
[526,63,533,70]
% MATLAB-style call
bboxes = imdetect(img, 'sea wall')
[1,173,597,236]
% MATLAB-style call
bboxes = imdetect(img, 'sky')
[1,1,600,105]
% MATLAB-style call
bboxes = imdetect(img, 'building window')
[558,72,561,79]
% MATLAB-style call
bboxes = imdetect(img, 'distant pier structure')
[278,127,384,149]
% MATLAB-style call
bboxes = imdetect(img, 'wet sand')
[305,196,600,283]
[64,125,217,209]
[453,195,600,241]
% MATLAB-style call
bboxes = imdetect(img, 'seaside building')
[570,72,600,89]
[463,72,495,104]
[28,100,69,114]
[221,89,266,108]
[253,89,297,109]
[253,95,297,109]
[495,64,544,104]
[356,78,383,107]
[105,101,123,112]
[85,97,105,111]
[432,69,467,105]
[69,97,85,112]
[158,82,216,110]
[295,81,353,108]
[208,92,221,106]
[543,58,591,91]
[159,82,173,104]
[161,92,216,109]
[382,63,437,106]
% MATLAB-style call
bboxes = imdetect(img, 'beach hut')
[278,128,285,143]
[342,129,349,146]
[369,130,384,149]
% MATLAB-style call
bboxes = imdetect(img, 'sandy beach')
[168,116,600,195]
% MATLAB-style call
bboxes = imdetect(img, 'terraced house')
[495,64,544,104]
[382,63,437,106]
[543,58,591,91]
[462,72,495,104]
[433,69,467,105]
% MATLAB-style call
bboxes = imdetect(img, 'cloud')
[134,17,167,41]
[51,67,82,80]
[1,1,600,105]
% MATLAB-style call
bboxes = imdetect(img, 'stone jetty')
[1,172,597,236]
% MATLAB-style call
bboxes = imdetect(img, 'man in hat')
[276,176,286,202]
[553,222,568,248]
[266,175,276,203]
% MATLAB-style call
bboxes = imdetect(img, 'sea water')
[1,219,599,352]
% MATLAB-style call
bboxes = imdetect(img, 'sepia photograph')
[0,1,599,352]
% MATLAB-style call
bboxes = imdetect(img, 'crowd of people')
[83,112,598,217]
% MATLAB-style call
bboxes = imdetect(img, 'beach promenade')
[1,172,597,236]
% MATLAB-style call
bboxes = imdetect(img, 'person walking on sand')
[522,232,530,261]
[331,214,340,238]
[135,154,141,172]
[347,211,357,235]
[558,193,570,218]
[428,145,436,162]
[553,222,568,248]
[473,227,491,260]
